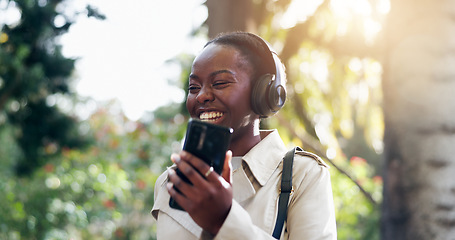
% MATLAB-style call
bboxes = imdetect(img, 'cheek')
[239,85,253,108]
[186,96,196,115]
[229,90,253,114]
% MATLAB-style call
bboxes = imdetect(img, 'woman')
[152,32,337,239]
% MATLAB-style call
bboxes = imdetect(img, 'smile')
[199,111,224,122]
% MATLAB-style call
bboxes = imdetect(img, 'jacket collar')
[242,130,287,186]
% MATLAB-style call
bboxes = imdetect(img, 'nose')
[196,86,215,104]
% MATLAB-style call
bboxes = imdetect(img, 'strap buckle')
[278,186,294,194]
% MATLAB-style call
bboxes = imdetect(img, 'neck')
[229,119,261,156]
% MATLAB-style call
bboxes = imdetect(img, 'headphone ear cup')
[251,74,273,117]
[268,82,286,112]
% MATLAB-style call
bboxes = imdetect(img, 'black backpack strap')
[272,147,300,239]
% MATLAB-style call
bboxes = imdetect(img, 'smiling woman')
[152,32,337,240]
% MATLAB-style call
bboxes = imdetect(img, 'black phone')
[169,119,233,210]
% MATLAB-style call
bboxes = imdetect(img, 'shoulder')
[290,148,331,188]
[292,148,329,173]
[285,149,337,239]
[294,148,329,169]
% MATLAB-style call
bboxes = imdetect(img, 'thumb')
[221,150,232,183]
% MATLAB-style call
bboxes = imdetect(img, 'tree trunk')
[381,0,455,239]
[205,0,256,38]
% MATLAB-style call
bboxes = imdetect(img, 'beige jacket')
[152,130,337,239]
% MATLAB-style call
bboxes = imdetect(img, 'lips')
[199,111,224,123]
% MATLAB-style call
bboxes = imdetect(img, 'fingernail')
[171,154,181,163]
[168,168,175,176]
[166,182,173,190]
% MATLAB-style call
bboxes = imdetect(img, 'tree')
[381,0,455,239]
[0,0,104,175]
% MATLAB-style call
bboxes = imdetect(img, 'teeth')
[200,111,223,122]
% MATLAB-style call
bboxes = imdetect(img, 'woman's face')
[186,43,258,141]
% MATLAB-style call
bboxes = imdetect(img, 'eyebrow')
[189,69,235,80]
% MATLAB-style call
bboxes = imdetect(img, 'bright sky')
[60,0,207,120]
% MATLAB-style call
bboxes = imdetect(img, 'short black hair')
[204,32,277,81]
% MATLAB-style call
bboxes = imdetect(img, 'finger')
[171,153,181,164]
[180,151,210,172]
[221,150,232,183]
[167,168,194,196]
[167,182,180,198]
[177,151,213,188]
[203,167,214,179]
[166,181,191,210]
[180,151,222,184]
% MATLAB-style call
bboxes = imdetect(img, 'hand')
[167,150,233,235]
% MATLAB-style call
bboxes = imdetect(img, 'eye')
[188,84,200,93]
[212,81,230,89]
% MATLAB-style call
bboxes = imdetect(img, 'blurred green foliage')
[0,101,187,239]
[330,157,382,240]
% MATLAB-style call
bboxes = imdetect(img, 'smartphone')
[169,119,233,210]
